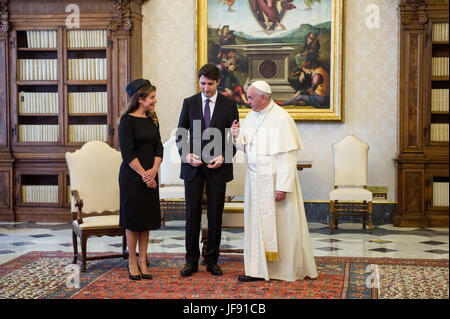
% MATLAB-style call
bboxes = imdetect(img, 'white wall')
[142,0,197,140]
[142,0,399,201]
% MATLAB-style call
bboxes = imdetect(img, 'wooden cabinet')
[395,0,449,227]
[0,0,145,221]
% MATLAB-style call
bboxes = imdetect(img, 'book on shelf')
[26,30,57,49]
[430,123,449,142]
[431,57,449,77]
[432,22,449,42]
[17,59,57,81]
[18,125,59,142]
[67,30,107,48]
[68,92,107,114]
[433,182,449,207]
[68,124,108,143]
[18,92,58,114]
[22,185,58,203]
[431,89,449,112]
[67,58,106,81]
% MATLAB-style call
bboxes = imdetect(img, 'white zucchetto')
[251,80,272,94]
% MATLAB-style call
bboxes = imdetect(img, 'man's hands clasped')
[185,153,224,169]
[186,153,203,167]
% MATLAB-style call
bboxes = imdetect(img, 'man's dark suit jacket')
[176,92,239,184]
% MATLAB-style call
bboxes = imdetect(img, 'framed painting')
[197,0,345,121]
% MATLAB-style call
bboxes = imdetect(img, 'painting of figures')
[198,0,344,121]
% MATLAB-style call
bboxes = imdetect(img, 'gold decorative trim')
[265,251,279,262]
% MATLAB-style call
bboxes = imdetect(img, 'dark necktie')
[204,99,211,128]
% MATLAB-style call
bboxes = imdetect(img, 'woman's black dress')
[118,113,163,232]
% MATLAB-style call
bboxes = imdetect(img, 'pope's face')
[246,86,266,112]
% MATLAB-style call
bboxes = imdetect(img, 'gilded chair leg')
[329,201,335,233]
[72,230,78,264]
[368,201,373,232]
[362,201,367,230]
[335,203,339,230]
[161,201,167,227]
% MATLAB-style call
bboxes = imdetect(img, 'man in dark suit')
[176,64,239,277]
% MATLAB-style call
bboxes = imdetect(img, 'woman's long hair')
[121,84,159,126]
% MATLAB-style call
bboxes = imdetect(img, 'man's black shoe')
[206,263,223,276]
[180,263,198,277]
[238,275,265,282]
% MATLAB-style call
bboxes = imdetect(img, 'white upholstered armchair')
[65,141,127,272]
[329,135,373,233]
[159,136,185,226]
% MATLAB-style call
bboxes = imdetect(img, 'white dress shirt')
[201,91,218,121]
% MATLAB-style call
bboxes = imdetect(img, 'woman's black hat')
[126,79,151,97]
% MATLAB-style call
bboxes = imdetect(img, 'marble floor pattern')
[0,220,448,265]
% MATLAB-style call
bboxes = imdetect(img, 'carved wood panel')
[407,33,421,149]
[0,170,10,208]
[0,37,8,150]
[404,170,424,214]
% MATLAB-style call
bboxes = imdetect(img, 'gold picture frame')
[197,0,345,122]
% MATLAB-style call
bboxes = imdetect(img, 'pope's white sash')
[256,154,279,262]
[248,144,279,262]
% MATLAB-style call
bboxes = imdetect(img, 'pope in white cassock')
[231,80,318,282]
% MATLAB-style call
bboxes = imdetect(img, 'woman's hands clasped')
[142,167,158,189]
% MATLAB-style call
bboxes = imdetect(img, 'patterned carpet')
[0,251,448,299]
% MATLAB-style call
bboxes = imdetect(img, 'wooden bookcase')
[0,0,145,222]
[395,0,449,227]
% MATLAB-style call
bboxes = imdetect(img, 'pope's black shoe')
[180,263,198,277]
[206,263,223,276]
[238,275,265,282]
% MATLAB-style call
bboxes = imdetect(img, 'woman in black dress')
[118,79,163,280]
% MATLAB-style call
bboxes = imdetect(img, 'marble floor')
[0,220,448,265]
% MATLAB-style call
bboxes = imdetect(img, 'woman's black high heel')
[138,263,153,280]
[127,262,141,281]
